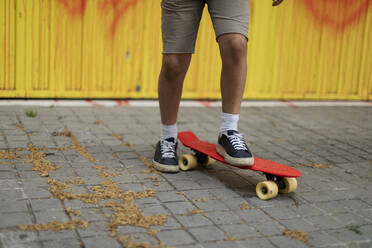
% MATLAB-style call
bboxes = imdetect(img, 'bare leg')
[216,34,254,166]
[218,34,248,114]
[158,54,192,125]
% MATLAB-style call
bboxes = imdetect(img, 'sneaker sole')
[216,144,254,166]
[152,160,179,173]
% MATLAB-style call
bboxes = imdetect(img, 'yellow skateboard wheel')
[179,154,198,171]
[279,177,298,194]
[256,181,279,200]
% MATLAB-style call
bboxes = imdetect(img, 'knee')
[219,35,247,62]
[162,55,189,79]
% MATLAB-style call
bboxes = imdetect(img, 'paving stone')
[20,178,49,187]
[77,221,108,238]
[202,241,241,248]
[263,207,299,220]
[64,199,97,209]
[349,241,372,248]
[268,235,308,248]
[175,213,213,227]
[206,211,242,225]
[48,168,76,178]
[235,209,272,223]
[140,203,170,215]
[0,199,29,213]
[118,183,146,193]
[236,238,276,248]
[245,196,284,208]
[165,202,197,215]
[0,212,33,228]
[126,233,159,246]
[0,171,16,179]
[193,199,228,212]
[70,208,106,222]
[289,204,324,217]
[305,215,345,229]
[315,201,350,213]
[23,187,52,199]
[0,230,38,247]
[143,180,175,192]
[189,226,225,243]
[253,221,286,236]
[327,228,370,244]
[18,170,42,179]
[30,199,63,211]
[34,210,69,223]
[170,180,203,191]
[82,236,121,248]
[38,230,77,241]
[307,231,340,247]
[42,238,82,248]
[332,212,370,226]
[156,230,195,246]
[280,218,317,232]
[116,225,146,234]
[133,195,160,205]
[219,224,260,239]
[152,216,182,231]
[224,197,255,210]
[0,179,19,189]
[157,191,188,203]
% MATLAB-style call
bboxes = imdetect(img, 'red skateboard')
[178,131,302,200]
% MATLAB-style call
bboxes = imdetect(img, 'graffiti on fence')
[57,0,141,36]
[302,0,370,31]
[57,0,87,17]
[98,0,141,36]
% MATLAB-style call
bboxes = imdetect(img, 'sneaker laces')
[227,132,248,151]
[161,140,176,158]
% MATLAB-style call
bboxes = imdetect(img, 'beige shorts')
[161,0,250,54]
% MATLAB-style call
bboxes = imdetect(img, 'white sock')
[220,112,239,134]
[161,124,177,141]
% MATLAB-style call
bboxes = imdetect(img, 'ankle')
[161,123,178,141]
[220,112,239,133]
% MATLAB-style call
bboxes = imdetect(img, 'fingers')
[272,0,284,7]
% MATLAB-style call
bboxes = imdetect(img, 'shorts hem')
[162,50,195,55]
[216,32,249,42]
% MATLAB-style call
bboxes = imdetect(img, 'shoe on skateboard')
[217,130,254,166]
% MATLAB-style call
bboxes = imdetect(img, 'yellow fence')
[1,0,371,100]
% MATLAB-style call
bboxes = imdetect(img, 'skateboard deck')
[178,131,302,200]
[178,131,301,177]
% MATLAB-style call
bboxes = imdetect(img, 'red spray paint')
[57,0,87,17]
[98,0,141,36]
[302,0,370,31]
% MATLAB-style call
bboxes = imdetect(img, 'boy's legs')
[154,0,254,172]
[208,0,254,165]
[218,34,247,115]
[158,54,192,126]
[215,33,254,166]
[153,54,191,173]
[153,0,204,172]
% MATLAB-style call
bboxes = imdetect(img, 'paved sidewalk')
[0,104,371,248]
